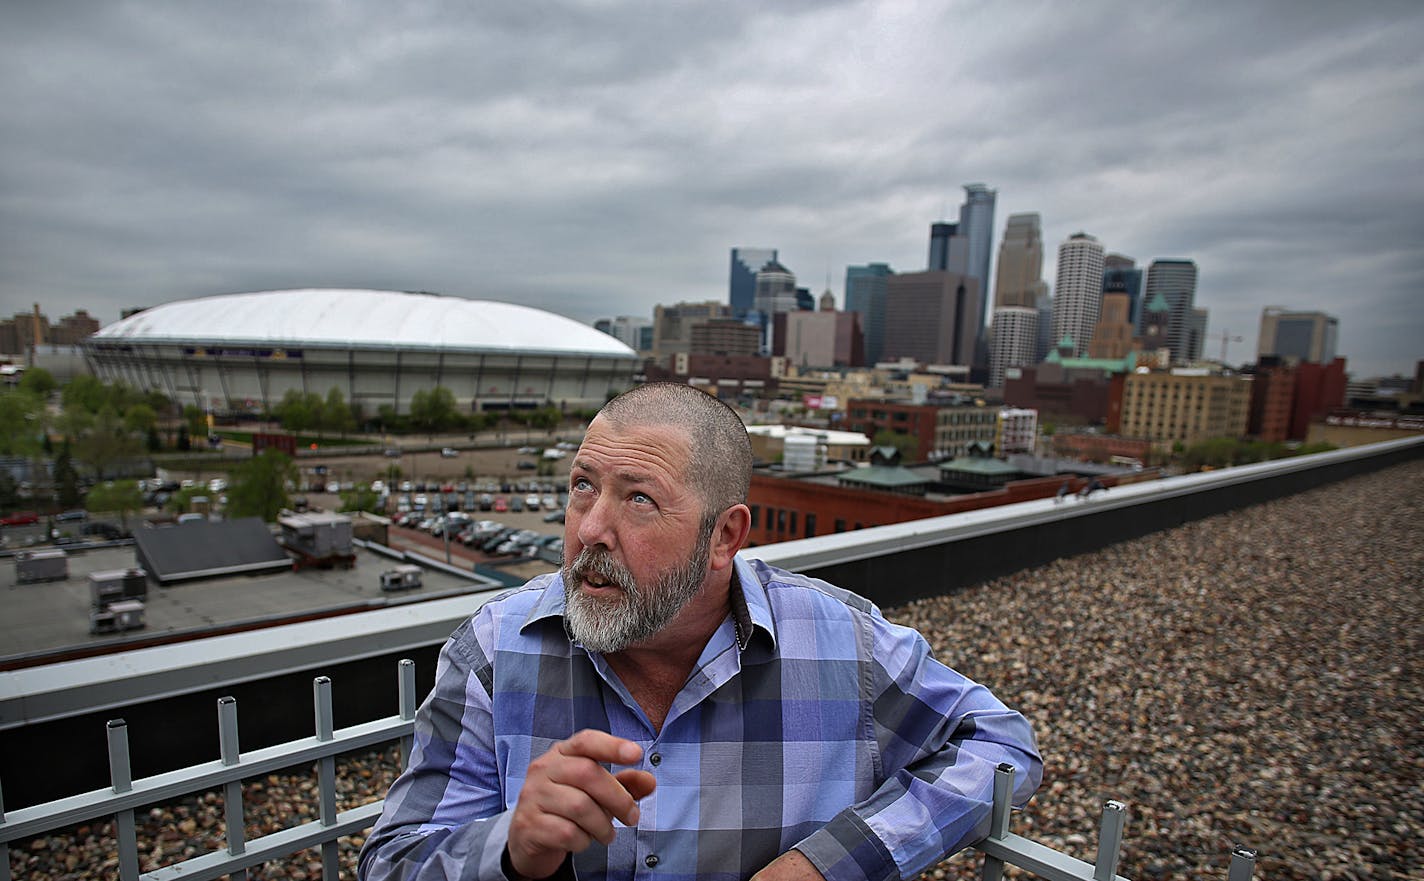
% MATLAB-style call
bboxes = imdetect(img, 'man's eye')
[631,492,652,505]
[572,477,592,491]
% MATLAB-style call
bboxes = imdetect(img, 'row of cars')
[392,511,564,558]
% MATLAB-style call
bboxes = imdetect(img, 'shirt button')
[649,752,661,766]
[645,854,660,868]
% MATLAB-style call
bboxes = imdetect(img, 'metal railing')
[0,659,1257,881]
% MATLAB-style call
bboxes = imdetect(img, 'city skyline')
[1,2,1420,378]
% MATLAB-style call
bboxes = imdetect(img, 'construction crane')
[1216,329,1243,362]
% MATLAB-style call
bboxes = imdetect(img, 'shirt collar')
[522,556,776,652]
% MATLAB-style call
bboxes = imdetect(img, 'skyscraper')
[992,214,1045,310]
[1102,254,1144,330]
[729,248,777,318]
[989,213,1047,387]
[1257,307,1339,364]
[1143,259,1198,364]
[1050,233,1106,358]
[928,222,967,273]
[989,307,1039,388]
[844,263,895,365]
[882,271,980,367]
[959,184,997,369]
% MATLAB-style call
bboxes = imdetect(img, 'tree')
[74,407,143,479]
[225,450,296,522]
[273,389,322,434]
[123,402,158,436]
[409,386,460,436]
[0,390,45,456]
[61,374,109,415]
[339,486,382,514]
[871,429,919,462]
[182,404,208,440]
[86,480,144,531]
[321,388,354,437]
[17,367,57,398]
[53,438,83,509]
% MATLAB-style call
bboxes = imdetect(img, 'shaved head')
[597,383,752,517]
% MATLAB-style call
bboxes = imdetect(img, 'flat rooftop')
[0,539,485,665]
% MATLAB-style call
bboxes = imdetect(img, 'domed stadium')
[83,289,638,415]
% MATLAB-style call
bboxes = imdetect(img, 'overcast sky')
[2,1,1421,377]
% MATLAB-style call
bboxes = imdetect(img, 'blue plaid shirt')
[359,557,1041,881]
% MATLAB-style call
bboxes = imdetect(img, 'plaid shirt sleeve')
[357,608,514,881]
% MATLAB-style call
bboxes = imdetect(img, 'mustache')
[566,546,637,593]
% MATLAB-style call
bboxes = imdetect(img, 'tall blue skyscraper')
[845,262,895,366]
[730,247,777,318]
[933,184,996,370]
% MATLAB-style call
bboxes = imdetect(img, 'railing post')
[1093,800,1127,881]
[315,676,339,881]
[980,763,1015,881]
[107,720,140,881]
[399,658,417,768]
[1228,845,1258,880]
[218,696,248,881]
[1,776,10,881]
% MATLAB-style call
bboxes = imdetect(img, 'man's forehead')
[574,418,693,475]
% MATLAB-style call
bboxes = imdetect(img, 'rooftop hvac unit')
[380,564,423,592]
[279,512,354,558]
[90,600,146,635]
[16,549,68,584]
[89,568,148,609]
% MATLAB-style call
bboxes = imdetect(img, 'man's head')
[595,382,752,517]
[560,383,753,653]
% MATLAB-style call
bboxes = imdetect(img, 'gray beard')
[562,523,713,654]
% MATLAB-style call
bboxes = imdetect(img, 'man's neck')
[605,576,732,732]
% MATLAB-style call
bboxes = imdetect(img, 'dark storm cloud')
[1,0,1420,376]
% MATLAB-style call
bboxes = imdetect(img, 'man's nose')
[575,492,617,550]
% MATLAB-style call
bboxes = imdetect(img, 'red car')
[493,497,508,513]
[1,511,40,527]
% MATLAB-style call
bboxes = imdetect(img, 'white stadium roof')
[91,289,637,357]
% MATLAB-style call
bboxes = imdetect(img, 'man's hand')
[506,729,657,879]
[751,849,826,881]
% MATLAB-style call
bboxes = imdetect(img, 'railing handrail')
[0,659,1257,881]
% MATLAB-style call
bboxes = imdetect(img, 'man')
[359,383,1041,881]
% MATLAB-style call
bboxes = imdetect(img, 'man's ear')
[709,504,751,571]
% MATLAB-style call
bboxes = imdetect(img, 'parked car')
[55,510,88,522]
[1,511,39,527]
[384,448,401,458]
[493,497,508,513]
[524,494,541,511]
[440,447,458,458]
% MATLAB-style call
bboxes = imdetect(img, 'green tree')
[123,402,158,436]
[86,480,144,531]
[226,450,296,521]
[61,374,110,415]
[53,438,83,509]
[321,388,354,437]
[166,485,215,514]
[409,386,460,436]
[182,404,208,440]
[871,429,918,462]
[338,485,382,514]
[273,389,322,434]
[74,407,143,479]
[0,390,45,456]
[18,367,57,398]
